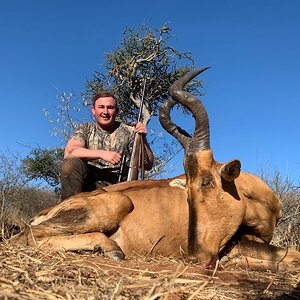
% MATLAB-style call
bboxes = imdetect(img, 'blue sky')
[1,0,299,183]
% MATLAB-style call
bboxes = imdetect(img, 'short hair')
[92,90,119,112]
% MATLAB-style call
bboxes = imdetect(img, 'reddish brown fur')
[10,154,296,271]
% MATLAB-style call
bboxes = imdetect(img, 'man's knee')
[60,158,89,201]
[61,158,86,177]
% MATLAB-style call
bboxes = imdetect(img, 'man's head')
[91,91,118,131]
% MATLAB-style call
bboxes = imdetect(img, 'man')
[60,91,154,200]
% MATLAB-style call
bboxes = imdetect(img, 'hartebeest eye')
[201,174,213,189]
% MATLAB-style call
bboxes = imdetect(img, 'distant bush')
[260,169,300,251]
[0,151,60,240]
[1,187,59,240]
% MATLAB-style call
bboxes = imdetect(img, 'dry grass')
[0,242,299,300]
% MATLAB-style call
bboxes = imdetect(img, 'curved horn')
[168,67,211,154]
[159,98,192,149]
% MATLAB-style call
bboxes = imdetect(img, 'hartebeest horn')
[159,67,211,154]
[159,98,192,149]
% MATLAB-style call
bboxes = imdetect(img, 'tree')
[22,23,205,187]
[21,147,64,188]
[84,23,203,125]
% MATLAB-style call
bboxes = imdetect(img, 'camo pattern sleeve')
[71,123,94,146]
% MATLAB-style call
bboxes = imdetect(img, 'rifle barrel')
[137,78,147,123]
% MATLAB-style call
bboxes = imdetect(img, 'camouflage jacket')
[71,122,135,172]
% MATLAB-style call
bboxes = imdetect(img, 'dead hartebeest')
[11,68,299,271]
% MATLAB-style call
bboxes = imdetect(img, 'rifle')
[126,78,147,181]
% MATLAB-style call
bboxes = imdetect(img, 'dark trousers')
[60,158,121,201]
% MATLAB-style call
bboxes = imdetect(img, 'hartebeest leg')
[33,232,125,261]
[28,191,134,233]
[223,235,300,272]
[10,191,134,260]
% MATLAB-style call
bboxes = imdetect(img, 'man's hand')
[134,122,147,135]
[100,151,121,164]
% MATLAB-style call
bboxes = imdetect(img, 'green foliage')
[84,23,203,124]
[21,148,64,188]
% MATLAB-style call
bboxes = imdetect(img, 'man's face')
[92,96,117,130]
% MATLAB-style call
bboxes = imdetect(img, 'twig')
[145,235,165,257]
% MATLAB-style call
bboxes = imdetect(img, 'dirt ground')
[0,242,299,300]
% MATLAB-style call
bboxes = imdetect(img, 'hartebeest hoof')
[105,250,125,261]
[93,244,125,261]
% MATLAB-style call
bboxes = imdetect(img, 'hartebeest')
[11,68,299,271]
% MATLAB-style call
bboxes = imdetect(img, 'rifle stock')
[126,78,147,181]
[126,134,142,181]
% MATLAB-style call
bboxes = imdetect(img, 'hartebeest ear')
[220,160,241,182]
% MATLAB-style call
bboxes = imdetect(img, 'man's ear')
[220,159,241,182]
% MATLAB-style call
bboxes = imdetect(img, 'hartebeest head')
[159,69,246,266]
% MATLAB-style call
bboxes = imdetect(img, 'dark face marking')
[184,154,199,179]
[187,195,199,255]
